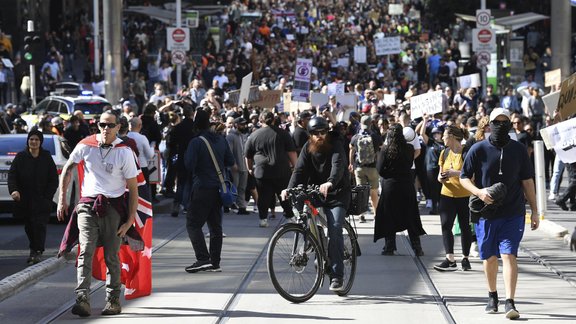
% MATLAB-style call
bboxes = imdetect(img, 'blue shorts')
[474,215,525,260]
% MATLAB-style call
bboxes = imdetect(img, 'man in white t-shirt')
[57,111,139,317]
[127,117,155,184]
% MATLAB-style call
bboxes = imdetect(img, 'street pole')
[533,141,547,220]
[103,0,122,104]
[480,0,487,97]
[551,0,571,81]
[94,0,100,77]
[27,20,36,108]
[176,0,182,93]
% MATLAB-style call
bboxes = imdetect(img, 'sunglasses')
[98,122,117,129]
[310,130,327,136]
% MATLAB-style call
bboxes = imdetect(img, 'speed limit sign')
[476,9,491,27]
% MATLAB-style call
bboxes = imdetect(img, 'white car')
[0,134,79,217]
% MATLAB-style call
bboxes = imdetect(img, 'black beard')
[308,134,332,154]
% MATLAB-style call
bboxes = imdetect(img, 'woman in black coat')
[8,130,59,265]
[374,124,426,256]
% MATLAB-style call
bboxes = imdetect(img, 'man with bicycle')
[281,116,351,291]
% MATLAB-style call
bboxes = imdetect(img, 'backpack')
[357,133,376,165]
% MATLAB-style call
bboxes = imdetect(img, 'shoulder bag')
[199,136,237,208]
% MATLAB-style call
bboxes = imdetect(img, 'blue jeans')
[550,158,565,195]
[325,206,346,279]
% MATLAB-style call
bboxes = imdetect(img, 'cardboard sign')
[147,151,162,184]
[409,90,443,119]
[545,69,561,88]
[542,90,560,116]
[238,72,253,105]
[354,46,367,64]
[457,73,481,89]
[374,36,401,56]
[540,117,576,163]
[289,101,311,113]
[251,90,282,108]
[556,72,576,121]
[228,86,260,105]
[388,3,403,15]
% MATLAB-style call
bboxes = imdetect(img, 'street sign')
[472,28,495,52]
[166,27,190,51]
[477,51,491,66]
[171,49,186,65]
[476,9,491,27]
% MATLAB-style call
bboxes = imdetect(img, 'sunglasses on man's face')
[98,122,117,129]
[310,130,327,136]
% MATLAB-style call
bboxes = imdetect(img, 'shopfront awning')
[455,12,549,32]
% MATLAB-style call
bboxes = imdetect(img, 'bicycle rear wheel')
[267,223,324,303]
[337,221,358,296]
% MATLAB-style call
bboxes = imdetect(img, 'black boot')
[410,236,424,256]
[381,236,396,255]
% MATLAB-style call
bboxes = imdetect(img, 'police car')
[21,88,111,127]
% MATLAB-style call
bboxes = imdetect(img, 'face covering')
[489,120,511,148]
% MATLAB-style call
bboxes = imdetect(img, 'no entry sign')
[472,28,495,52]
[167,27,190,51]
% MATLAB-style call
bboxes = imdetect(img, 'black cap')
[298,111,312,119]
[234,117,247,124]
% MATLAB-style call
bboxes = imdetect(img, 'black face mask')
[489,120,511,148]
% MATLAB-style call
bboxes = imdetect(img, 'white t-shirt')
[70,136,139,198]
[127,131,155,168]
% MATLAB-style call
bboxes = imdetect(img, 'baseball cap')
[298,111,312,120]
[217,66,225,72]
[234,117,247,124]
[360,115,372,130]
[489,108,511,122]
[51,117,63,125]
[122,100,132,107]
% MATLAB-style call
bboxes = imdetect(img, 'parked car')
[0,134,79,217]
[21,91,110,128]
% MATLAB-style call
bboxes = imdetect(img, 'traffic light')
[23,31,41,66]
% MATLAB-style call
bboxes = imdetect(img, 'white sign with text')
[410,90,443,119]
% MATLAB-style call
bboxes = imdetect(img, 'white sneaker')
[259,219,269,227]
[470,242,479,258]
[205,232,227,238]
[548,193,556,200]
[425,199,432,209]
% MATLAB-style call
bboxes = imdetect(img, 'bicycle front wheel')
[337,221,358,296]
[267,223,324,303]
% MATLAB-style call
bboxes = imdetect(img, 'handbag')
[199,136,237,208]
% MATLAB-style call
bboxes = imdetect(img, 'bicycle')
[267,185,360,303]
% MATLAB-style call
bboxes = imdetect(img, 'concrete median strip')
[0,257,67,302]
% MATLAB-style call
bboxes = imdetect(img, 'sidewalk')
[0,206,575,323]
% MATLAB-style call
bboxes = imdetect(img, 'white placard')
[354,46,367,64]
[545,69,562,88]
[337,57,349,68]
[542,90,560,116]
[374,36,401,56]
[388,4,403,15]
[384,94,396,106]
[293,58,313,102]
[336,93,357,109]
[310,92,329,107]
[540,118,576,163]
[238,72,253,105]
[327,83,345,96]
[147,151,162,184]
[457,73,481,89]
[409,90,443,119]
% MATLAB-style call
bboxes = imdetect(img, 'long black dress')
[374,145,426,242]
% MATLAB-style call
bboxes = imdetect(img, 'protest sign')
[388,4,403,15]
[540,117,576,163]
[336,93,357,109]
[251,90,282,108]
[354,46,367,64]
[542,90,560,116]
[293,58,313,102]
[327,83,345,96]
[228,86,260,105]
[556,72,576,121]
[337,57,349,68]
[457,73,481,89]
[238,72,253,105]
[409,90,443,119]
[330,45,348,57]
[311,92,329,107]
[147,151,162,184]
[289,101,311,113]
[374,36,401,56]
[545,69,561,88]
[384,94,396,106]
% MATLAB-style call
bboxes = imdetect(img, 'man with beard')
[281,116,351,292]
[460,108,539,320]
[226,117,250,214]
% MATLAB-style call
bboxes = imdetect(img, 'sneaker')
[26,250,36,266]
[32,251,42,264]
[425,199,432,209]
[548,193,556,200]
[485,296,499,313]
[259,219,269,227]
[101,296,121,315]
[205,232,227,238]
[185,260,213,273]
[461,258,471,271]
[208,265,222,272]
[71,294,91,317]
[555,199,569,211]
[359,215,366,223]
[505,299,520,319]
[470,242,479,258]
[433,258,457,272]
[236,208,250,215]
[329,278,344,291]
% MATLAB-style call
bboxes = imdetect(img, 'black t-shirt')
[292,126,309,154]
[244,125,296,179]
[515,131,533,150]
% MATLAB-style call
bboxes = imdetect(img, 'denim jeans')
[325,206,346,279]
[550,158,565,195]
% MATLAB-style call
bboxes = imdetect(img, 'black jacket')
[8,149,58,215]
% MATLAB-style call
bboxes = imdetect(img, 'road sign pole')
[481,0,487,97]
[27,20,37,108]
[176,0,182,94]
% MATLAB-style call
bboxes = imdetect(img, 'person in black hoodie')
[281,116,351,292]
[8,130,58,265]
[140,103,163,201]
